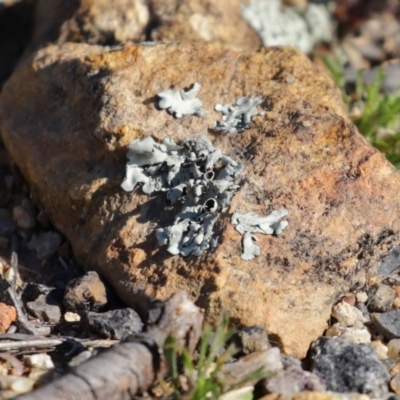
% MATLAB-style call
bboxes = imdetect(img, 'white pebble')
[394,297,400,308]
[356,291,368,303]
[331,301,367,326]
[388,339,400,361]
[24,354,54,369]
[326,323,371,344]
[64,312,81,322]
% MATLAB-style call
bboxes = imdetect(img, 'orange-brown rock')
[32,0,149,49]
[0,302,16,333]
[147,0,261,51]
[32,0,261,52]
[1,41,400,358]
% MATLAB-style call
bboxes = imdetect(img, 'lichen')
[157,82,204,118]
[242,0,332,54]
[231,209,289,260]
[121,135,243,257]
[214,97,265,133]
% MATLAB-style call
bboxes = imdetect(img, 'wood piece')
[15,291,203,400]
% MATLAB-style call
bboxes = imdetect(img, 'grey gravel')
[81,308,144,340]
[310,337,390,397]
[26,294,62,323]
[372,309,400,340]
[378,245,400,276]
[232,326,271,355]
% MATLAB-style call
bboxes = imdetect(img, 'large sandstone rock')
[1,41,400,358]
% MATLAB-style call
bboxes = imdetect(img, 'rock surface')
[310,337,390,398]
[1,41,400,358]
[63,271,107,313]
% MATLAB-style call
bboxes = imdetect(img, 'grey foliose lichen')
[157,82,204,118]
[231,209,289,260]
[121,135,243,257]
[214,97,265,133]
[242,0,332,54]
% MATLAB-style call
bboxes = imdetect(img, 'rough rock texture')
[259,393,373,400]
[1,41,400,358]
[31,0,261,52]
[63,271,107,313]
[147,0,262,51]
[31,0,149,49]
[310,337,390,397]
[0,302,16,333]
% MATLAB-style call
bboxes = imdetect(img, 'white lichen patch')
[214,97,265,133]
[231,209,289,260]
[157,82,204,118]
[242,0,332,54]
[121,135,243,257]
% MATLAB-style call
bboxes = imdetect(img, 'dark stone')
[22,283,55,302]
[264,365,326,394]
[368,283,395,312]
[26,293,62,323]
[63,271,107,313]
[27,231,62,260]
[0,208,15,236]
[231,326,271,355]
[81,308,143,340]
[310,337,389,398]
[372,310,400,340]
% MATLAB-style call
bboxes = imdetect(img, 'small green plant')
[162,315,268,400]
[318,54,400,168]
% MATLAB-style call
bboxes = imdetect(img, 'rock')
[0,302,16,332]
[331,301,366,326]
[388,339,400,361]
[355,292,368,303]
[341,293,356,306]
[23,354,54,369]
[370,340,388,360]
[263,365,326,394]
[259,393,372,400]
[27,231,62,260]
[368,284,395,312]
[81,308,143,340]
[26,294,62,323]
[64,311,81,322]
[325,323,371,344]
[378,245,400,276]
[12,204,35,230]
[2,41,400,358]
[22,283,56,302]
[372,310,400,340]
[391,373,400,395]
[63,271,107,313]
[310,337,390,398]
[231,326,271,355]
[0,209,15,236]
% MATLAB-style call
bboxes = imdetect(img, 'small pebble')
[394,298,400,308]
[64,312,81,322]
[0,303,17,333]
[26,294,61,323]
[326,323,371,344]
[388,339,400,361]
[24,354,54,369]
[391,373,400,395]
[371,340,388,360]
[12,205,35,230]
[368,284,395,312]
[342,293,356,306]
[372,310,400,340]
[331,301,366,326]
[356,292,368,303]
